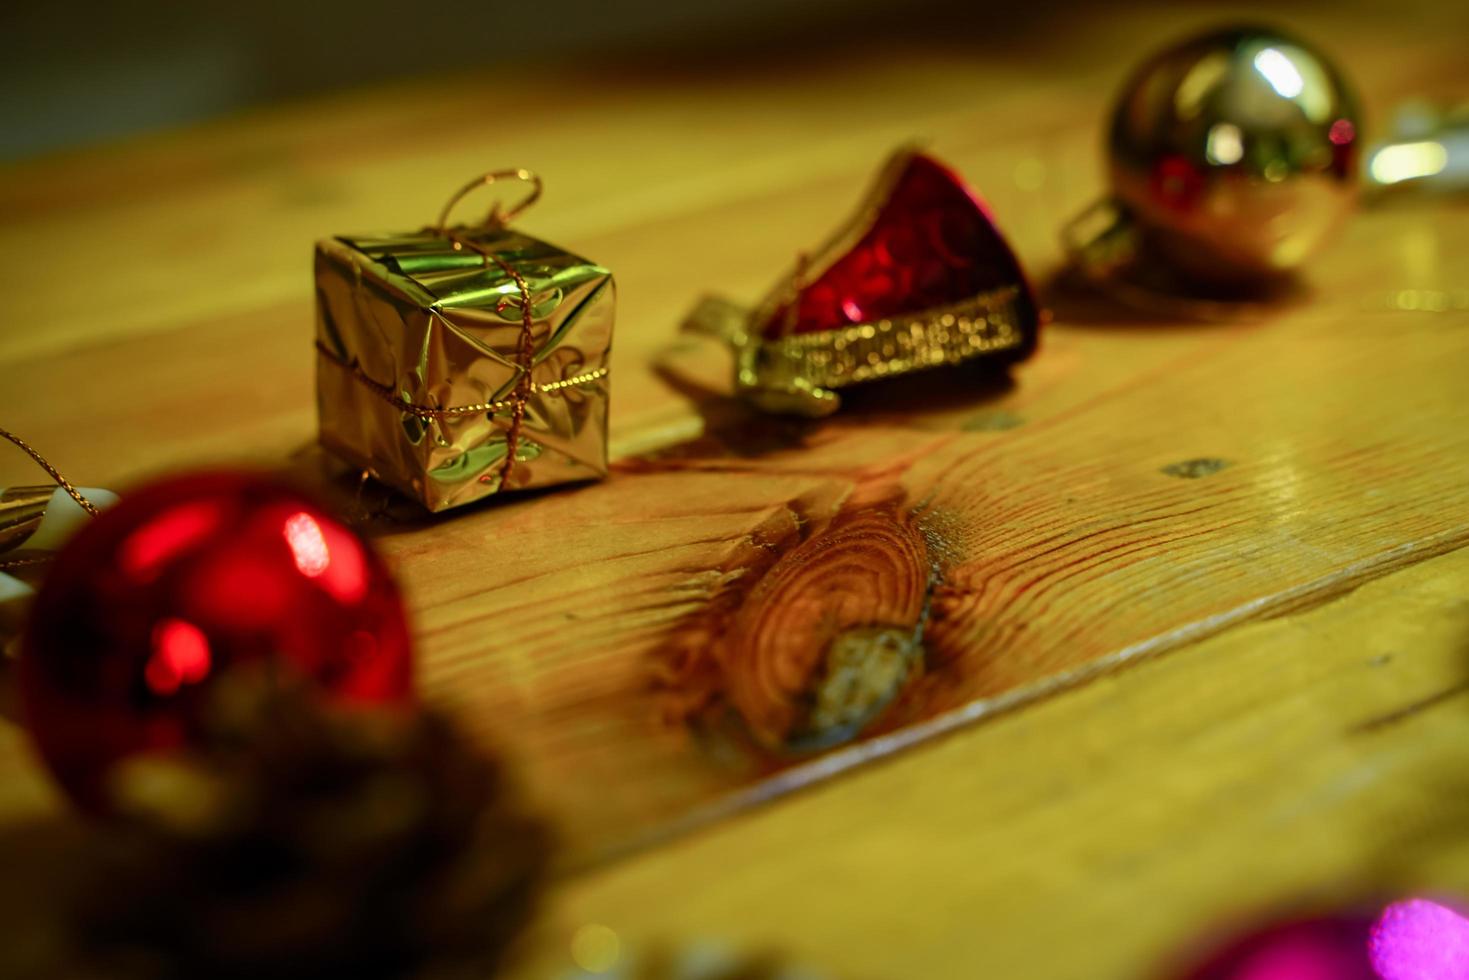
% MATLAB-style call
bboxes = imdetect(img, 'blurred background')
[0,0,1400,161]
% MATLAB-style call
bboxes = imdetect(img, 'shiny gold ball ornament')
[1091,25,1361,288]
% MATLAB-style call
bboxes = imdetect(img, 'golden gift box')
[314,173,614,512]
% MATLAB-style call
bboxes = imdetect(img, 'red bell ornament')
[20,472,414,810]
[683,147,1041,416]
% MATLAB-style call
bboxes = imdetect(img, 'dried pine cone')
[70,673,551,980]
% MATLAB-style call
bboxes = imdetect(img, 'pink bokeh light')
[1369,899,1469,980]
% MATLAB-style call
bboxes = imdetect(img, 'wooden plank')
[381,275,1469,862]
[0,0,1466,883]
[510,544,1469,978]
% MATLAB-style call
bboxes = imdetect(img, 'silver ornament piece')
[1075,25,1362,290]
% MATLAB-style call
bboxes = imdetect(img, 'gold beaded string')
[0,427,100,572]
[0,428,100,516]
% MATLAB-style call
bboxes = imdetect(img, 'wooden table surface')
[3,2,1469,977]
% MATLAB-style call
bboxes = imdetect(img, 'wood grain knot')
[665,499,933,753]
[1161,457,1231,479]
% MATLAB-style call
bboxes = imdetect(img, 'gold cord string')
[429,168,548,493]
[435,169,542,231]
[0,427,100,517]
[442,230,539,491]
[0,555,51,571]
[314,342,606,419]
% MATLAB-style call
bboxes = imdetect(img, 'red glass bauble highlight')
[20,472,414,809]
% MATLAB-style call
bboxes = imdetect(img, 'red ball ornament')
[20,472,414,809]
